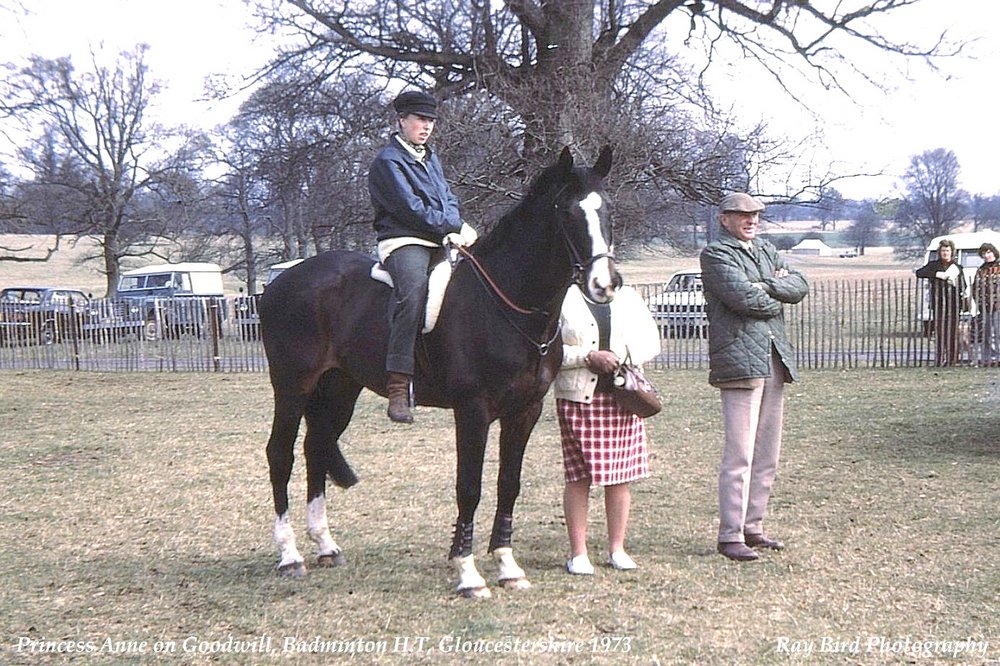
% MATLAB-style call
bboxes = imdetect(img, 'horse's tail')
[327,447,359,489]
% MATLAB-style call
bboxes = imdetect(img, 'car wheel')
[40,322,57,345]
[143,319,159,342]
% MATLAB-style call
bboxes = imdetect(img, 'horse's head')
[547,145,622,303]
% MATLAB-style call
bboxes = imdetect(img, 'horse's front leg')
[489,401,544,590]
[449,405,492,599]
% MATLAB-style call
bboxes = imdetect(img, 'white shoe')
[608,551,637,570]
[566,554,594,575]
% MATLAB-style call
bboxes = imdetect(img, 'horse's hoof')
[276,561,307,578]
[457,586,492,599]
[499,577,531,590]
[317,551,346,568]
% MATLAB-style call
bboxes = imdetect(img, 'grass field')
[1,368,998,665]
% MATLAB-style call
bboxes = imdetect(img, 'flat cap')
[719,192,765,213]
[392,90,438,119]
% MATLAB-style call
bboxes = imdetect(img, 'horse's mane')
[472,161,580,257]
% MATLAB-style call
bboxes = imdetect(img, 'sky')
[2,0,998,201]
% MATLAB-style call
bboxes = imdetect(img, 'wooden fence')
[0,279,989,373]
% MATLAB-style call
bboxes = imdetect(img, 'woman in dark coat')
[972,242,1000,365]
[916,239,967,366]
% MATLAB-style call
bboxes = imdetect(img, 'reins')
[453,243,560,355]
[454,244,540,316]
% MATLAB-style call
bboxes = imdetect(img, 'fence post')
[69,299,81,371]
[209,300,221,372]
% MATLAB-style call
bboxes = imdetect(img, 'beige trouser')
[717,350,786,544]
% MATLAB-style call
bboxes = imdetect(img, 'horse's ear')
[557,146,574,172]
[593,145,612,178]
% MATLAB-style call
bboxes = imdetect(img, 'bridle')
[550,185,617,290]
[449,185,615,356]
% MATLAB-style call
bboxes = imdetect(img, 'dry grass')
[1,369,998,665]
[2,234,915,298]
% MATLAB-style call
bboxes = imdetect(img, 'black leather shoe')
[717,542,759,561]
[745,533,785,550]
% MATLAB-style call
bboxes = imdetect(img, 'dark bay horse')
[260,146,620,597]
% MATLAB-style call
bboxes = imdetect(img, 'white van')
[117,262,225,297]
[86,263,226,341]
[918,230,1000,331]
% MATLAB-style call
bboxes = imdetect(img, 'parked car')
[83,263,226,341]
[646,269,707,337]
[0,287,90,345]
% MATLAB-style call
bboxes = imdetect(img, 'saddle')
[370,259,453,333]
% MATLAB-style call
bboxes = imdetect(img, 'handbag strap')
[621,346,634,367]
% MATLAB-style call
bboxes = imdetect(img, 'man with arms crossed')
[700,193,808,561]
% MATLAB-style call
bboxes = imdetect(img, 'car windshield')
[2,289,42,303]
[668,275,702,291]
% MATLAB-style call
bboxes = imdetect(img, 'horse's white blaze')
[306,495,340,555]
[492,547,530,588]
[579,191,615,299]
[451,554,490,596]
[274,512,304,568]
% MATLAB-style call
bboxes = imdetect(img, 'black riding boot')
[386,372,414,423]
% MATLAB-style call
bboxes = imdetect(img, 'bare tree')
[897,148,967,246]
[970,194,1000,233]
[0,47,192,294]
[845,199,884,255]
[245,0,957,246]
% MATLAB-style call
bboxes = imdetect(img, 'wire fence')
[0,279,991,373]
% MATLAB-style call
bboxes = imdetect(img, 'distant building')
[790,239,833,256]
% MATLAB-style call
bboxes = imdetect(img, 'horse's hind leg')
[489,402,544,590]
[304,370,363,568]
[267,391,308,577]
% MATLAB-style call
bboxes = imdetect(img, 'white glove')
[444,223,478,248]
[459,223,478,246]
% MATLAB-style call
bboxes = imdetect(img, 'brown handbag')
[611,353,662,418]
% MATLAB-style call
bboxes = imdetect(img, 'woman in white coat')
[554,283,661,574]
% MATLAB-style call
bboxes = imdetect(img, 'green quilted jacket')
[699,231,809,386]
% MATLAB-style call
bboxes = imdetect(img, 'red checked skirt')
[556,392,650,485]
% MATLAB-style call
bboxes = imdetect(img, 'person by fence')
[915,239,968,367]
[972,242,1000,366]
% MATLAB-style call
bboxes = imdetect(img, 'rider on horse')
[368,90,478,423]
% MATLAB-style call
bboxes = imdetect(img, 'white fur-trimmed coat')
[554,285,661,403]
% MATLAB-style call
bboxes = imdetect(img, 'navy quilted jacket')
[368,137,463,243]
[699,231,808,385]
